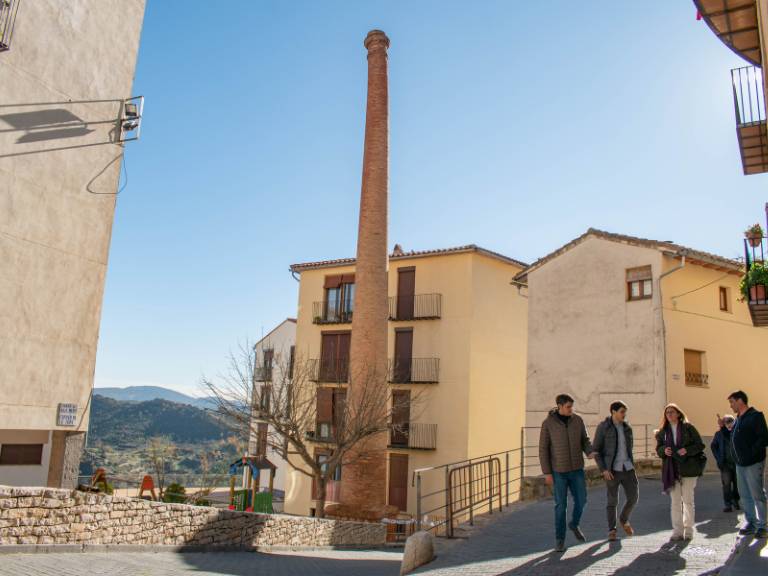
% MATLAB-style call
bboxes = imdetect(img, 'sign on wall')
[57,403,78,427]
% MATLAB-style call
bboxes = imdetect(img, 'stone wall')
[520,458,663,501]
[0,486,386,549]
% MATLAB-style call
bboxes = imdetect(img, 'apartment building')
[249,318,296,495]
[0,1,145,487]
[282,245,528,517]
[518,229,768,460]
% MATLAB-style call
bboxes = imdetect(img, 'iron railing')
[389,294,442,321]
[388,358,440,384]
[308,358,349,383]
[413,424,659,537]
[312,301,353,324]
[0,0,20,52]
[390,422,437,450]
[732,66,766,126]
[253,366,273,382]
[685,372,709,386]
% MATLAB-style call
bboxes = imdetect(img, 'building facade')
[249,318,296,496]
[0,1,146,487]
[519,229,768,470]
[283,245,528,517]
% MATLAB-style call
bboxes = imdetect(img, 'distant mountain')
[94,385,215,410]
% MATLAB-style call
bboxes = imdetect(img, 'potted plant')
[745,223,764,248]
[740,261,768,303]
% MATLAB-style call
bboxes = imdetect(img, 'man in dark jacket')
[710,414,739,513]
[539,393,594,552]
[593,401,639,541]
[727,390,768,538]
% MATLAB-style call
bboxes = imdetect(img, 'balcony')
[253,366,273,382]
[731,66,768,175]
[743,235,768,326]
[0,0,20,52]
[312,301,352,324]
[695,0,761,66]
[388,358,440,384]
[308,358,349,383]
[388,294,442,321]
[685,372,709,387]
[304,429,336,444]
[389,422,437,450]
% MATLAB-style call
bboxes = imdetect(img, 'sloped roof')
[514,228,742,282]
[290,244,528,272]
[254,318,296,348]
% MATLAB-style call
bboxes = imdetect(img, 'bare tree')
[202,343,423,518]
[146,436,175,500]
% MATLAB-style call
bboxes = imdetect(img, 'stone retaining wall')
[0,486,386,548]
[520,458,663,501]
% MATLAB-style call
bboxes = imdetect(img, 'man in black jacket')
[711,415,739,513]
[593,401,639,541]
[726,390,768,538]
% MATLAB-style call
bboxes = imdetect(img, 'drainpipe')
[658,250,687,411]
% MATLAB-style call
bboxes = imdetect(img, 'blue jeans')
[553,469,587,540]
[736,461,767,530]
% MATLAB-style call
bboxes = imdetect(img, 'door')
[320,332,350,382]
[393,329,413,383]
[388,453,409,511]
[397,268,415,320]
[391,390,411,446]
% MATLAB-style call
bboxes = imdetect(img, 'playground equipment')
[138,474,158,500]
[228,455,276,513]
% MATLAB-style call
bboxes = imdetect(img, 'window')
[0,444,43,465]
[719,287,731,312]
[262,349,274,381]
[259,385,271,412]
[316,388,345,439]
[323,274,355,322]
[316,453,342,481]
[627,266,653,301]
[684,349,708,387]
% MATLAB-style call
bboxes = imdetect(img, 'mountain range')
[94,385,215,410]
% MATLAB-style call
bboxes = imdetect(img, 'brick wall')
[0,486,386,548]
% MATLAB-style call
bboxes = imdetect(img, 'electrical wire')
[668,272,733,301]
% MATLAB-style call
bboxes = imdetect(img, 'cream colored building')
[283,245,528,517]
[518,228,768,469]
[0,1,145,487]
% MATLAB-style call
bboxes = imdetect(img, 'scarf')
[662,423,681,494]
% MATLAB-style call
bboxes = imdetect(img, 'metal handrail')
[388,293,442,320]
[732,66,766,126]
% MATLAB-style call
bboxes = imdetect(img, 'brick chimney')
[341,29,391,514]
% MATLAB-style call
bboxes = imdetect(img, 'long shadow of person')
[610,541,689,576]
[500,540,622,575]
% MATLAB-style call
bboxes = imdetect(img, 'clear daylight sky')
[94,0,767,396]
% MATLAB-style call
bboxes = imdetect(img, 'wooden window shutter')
[626,266,652,282]
[257,423,268,456]
[324,275,343,289]
[317,388,333,422]
[341,274,355,284]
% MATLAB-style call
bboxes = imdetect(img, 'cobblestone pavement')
[0,475,745,576]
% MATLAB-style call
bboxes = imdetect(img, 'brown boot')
[621,522,634,536]
[608,529,617,541]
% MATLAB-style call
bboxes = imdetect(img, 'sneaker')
[608,529,617,542]
[621,522,634,536]
[570,525,586,542]
[723,506,733,513]
[756,528,768,539]
[555,539,566,552]
[739,525,756,536]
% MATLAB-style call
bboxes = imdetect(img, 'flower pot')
[748,235,762,248]
[750,284,767,303]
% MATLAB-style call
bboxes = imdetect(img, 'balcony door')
[388,453,409,511]
[397,267,415,320]
[320,331,350,382]
[391,390,411,446]
[393,328,413,383]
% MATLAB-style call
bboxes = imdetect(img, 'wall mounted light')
[119,96,144,142]
[0,0,21,52]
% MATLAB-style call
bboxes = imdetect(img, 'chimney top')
[392,244,404,256]
[364,30,390,51]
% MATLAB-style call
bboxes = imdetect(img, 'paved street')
[0,475,754,576]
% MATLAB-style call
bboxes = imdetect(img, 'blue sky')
[95,1,766,395]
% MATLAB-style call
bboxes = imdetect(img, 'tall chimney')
[342,29,391,514]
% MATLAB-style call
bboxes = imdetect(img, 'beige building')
[518,228,768,468]
[283,245,528,517]
[0,1,145,487]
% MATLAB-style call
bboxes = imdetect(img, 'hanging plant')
[740,261,768,302]
[744,223,764,248]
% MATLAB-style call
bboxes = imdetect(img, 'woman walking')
[655,403,706,541]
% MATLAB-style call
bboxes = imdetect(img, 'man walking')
[539,393,594,552]
[711,414,740,513]
[593,401,639,541]
[727,390,768,538]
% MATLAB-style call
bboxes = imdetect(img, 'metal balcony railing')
[732,66,765,127]
[308,358,349,383]
[312,301,353,324]
[388,358,440,384]
[389,294,442,321]
[253,366,273,382]
[0,0,20,52]
[389,422,437,450]
[685,372,709,386]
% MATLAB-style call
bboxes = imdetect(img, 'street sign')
[57,403,78,426]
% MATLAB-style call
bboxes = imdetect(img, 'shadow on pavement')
[499,540,622,575]
[611,541,689,576]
